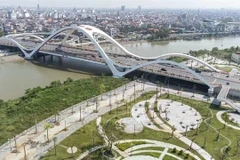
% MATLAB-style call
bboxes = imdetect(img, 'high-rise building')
[138,5,141,11]
[121,5,125,11]
[2,23,6,35]
[7,11,11,19]
[37,4,40,18]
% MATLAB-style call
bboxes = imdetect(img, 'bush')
[172,148,177,153]
[178,150,183,155]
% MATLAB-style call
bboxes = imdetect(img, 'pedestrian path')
[114,139,201,160]
[216,110,240,130]
[158,147,169,160]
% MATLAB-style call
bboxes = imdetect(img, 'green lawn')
[134,146,164,151]
[0,76,128,145]
[215,66,232,72]
[116,141,147,151]
[163,154,178,160]
[42,120,104,160]
[221,112,240,127]
[82,149,105,160]
[133,152,161,158]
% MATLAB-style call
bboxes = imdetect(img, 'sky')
[1,0,240,9]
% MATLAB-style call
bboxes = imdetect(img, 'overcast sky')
[1,0,240,9]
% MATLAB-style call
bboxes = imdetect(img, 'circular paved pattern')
[67,146,78,154]
[159,99,202,132]
[123,155,158,160]
[117,117,143,134]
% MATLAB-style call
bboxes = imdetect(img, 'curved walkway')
[114,139,201,160]
[216,111,240,131]
[131,149,182,160]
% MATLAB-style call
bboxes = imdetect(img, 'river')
[109,36,240,57]
[0,56,109,100]
[1,36,240,100]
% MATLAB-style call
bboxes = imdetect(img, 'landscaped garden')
[159,94,239,160]
[40,89,240,160]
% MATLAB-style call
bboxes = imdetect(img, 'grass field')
[42,120,104,160]
[0,76,128,145]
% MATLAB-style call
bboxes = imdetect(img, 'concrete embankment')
[0,55,24,64]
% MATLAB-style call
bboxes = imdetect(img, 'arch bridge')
[0,25,220,91]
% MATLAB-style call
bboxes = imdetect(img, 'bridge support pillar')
[24,56,33,60]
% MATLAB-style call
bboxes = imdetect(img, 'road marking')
[212,75,220,84]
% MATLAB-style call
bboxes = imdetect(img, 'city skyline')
[1,0,240,9]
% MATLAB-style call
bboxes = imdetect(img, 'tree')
[230,46,235,53]
[53,137,57,156]
[203,137,207,148]
[221,146,231,160]
[171,125,176,137]
[212,47,219,52]
[50,80,61,87]
[44,123,52,142]
[98,83,106,100]
[104,121,124,156]
[189,138,195,150]
[234,137,240,156]
[0,30,3,37]
[236,46,239,52]
[63,78,73,84]
[0,99,4,106]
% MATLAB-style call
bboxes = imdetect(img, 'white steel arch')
[7,34,45,42]
[120,59,213,88]
[0,25,219,87]
[0,37,32,55]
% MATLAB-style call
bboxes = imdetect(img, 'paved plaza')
[131,101,160,131]
[158,99,202,132]
[117,117,143,134]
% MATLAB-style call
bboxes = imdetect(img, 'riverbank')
[0,55,24,64]
[0,76,129,146]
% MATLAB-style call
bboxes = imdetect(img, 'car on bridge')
[161,68,167,72]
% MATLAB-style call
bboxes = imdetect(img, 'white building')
[231,52,240,63]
